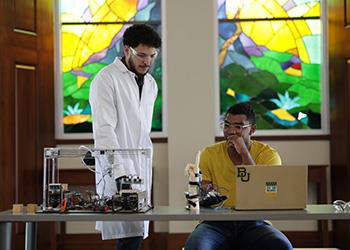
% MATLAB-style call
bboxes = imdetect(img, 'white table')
[1,205,349,250]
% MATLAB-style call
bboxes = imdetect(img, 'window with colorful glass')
[217,0,324,134]
[58,0,162,137]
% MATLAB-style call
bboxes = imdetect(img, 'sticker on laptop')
[237,167,250,182]
[265,181,277,196]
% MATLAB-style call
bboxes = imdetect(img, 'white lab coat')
[89,57,157,240]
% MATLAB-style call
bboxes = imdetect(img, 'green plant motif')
[220,52,321,130]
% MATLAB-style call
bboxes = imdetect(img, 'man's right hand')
[227,135,248,154]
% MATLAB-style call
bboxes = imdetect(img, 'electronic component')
[48,183,63,211]
[199,190,227,208]
[112,175,147,212]
[112,190,147,212]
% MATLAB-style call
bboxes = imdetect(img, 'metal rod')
[43,150,47,210]
[25,222,37,250]
[0,222,12,250]
[55,158,59,183]
[51,158,56,183]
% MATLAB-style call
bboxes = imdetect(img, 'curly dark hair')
[123,24,161,48]
[225,102,256,124]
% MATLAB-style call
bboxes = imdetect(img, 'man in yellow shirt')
[184,103,292,250]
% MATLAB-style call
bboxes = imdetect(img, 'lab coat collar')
[114,57,129,74]
[113,57,150,80]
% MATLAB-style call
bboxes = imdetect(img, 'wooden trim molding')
[55,137,168,145]
[15,64,36,70]
[13,28,37,36]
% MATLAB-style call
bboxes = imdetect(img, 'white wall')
[57,0,331,235]
[165,0,217,233]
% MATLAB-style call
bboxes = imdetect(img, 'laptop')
[235,165,307,210]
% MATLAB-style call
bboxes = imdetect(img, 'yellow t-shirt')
[199,140,282,208]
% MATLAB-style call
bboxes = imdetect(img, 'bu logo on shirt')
[237,167,250,182]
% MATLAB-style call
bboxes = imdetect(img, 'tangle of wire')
[78,146,148,199]
[79,145,98,173]
[200,183,229,209]
[79,145,111,198]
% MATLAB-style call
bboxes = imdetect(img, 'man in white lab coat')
[89,24,161,250]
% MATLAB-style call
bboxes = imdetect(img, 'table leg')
[25,222,37,250]
[0,222,12,250]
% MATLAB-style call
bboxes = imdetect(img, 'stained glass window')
[58,0,162,136]
[217,0,323,133]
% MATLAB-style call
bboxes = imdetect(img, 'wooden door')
[0,0,55,249]
[329,0,350,249]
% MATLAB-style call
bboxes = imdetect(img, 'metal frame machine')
[41,147,152,213]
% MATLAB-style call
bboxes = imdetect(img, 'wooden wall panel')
[14,65,38,204]
[346,0,350,26]
[14,0,36,33]
[0,0,54,249]
[0,0,15,213]
[36,0,55,151]
[12,65,38,250]
[12,17,37,52]
[329,0,350,249]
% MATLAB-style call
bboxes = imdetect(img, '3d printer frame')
[41,147,152,213]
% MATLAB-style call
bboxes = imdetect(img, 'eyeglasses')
[222,121,251,132]
[129,47,158,61]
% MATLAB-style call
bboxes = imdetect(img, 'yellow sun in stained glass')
[223,0,319,65]
[62,0,138,73]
